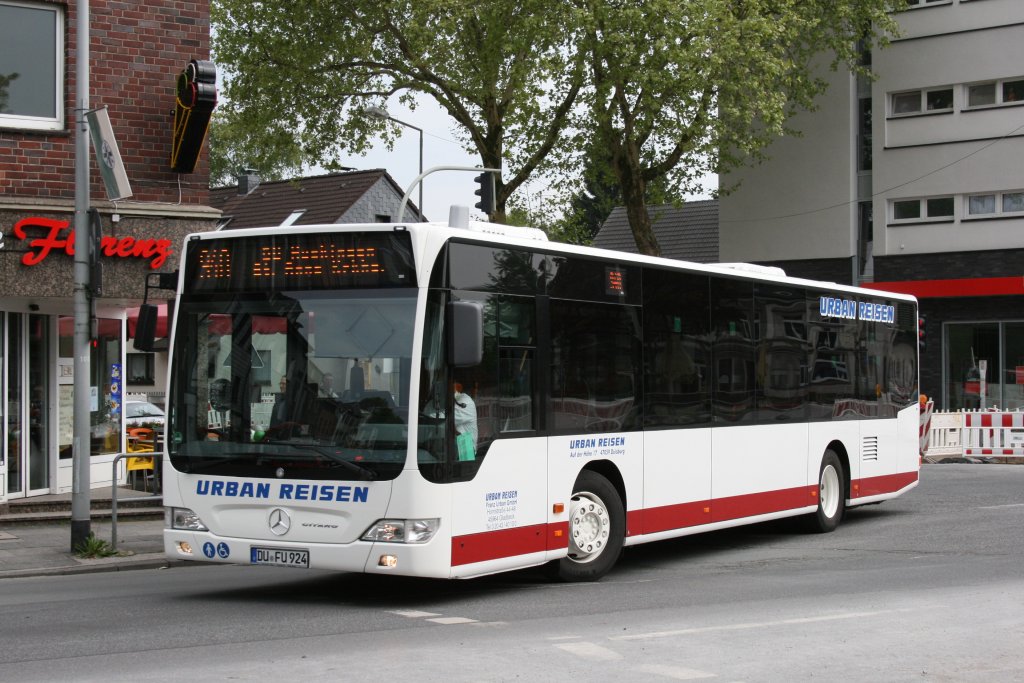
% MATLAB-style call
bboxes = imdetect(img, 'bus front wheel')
[807,449,845,533]
[556,471,625,582]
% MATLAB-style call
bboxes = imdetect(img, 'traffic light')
[918,315,926,351]
[474,172,495,216]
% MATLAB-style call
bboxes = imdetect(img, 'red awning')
[58,316,123,339]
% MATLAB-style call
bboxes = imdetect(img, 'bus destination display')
[184,232,416,292]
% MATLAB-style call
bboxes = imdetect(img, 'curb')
[0,554,190,580]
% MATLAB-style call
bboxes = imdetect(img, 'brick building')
[1,0,219,502]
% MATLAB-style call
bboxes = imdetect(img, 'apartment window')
[891,91,921,115]
[965,191,1024,218]
[890,87,953,116]
[0,1,63,131]
[965,78,1024,109]
[1003,192,1024,213]
[968,83,996,108]
[891,196,954,223]
[968,194,996,216]
[1003,80,1024,104]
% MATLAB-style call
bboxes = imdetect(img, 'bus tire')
[556,470,625,582]
[807,449,845,533]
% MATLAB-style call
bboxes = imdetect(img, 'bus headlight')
[361,518,439,544]
[166,507,209,532]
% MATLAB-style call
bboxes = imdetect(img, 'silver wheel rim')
[820,464,840,519]
[567,491,611,564]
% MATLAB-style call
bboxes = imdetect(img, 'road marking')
[554,641,623,661]
[977,503,1024,510]
[637,664,717,680]
[612,609,909,641]
[389,610,441,618]
[426,616,478,625]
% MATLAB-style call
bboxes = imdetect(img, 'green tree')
[211,0,584,221]
[581,0,898,255]
[212,0,898,251]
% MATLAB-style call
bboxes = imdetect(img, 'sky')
[327,93,717,224]
[332,94,488,223]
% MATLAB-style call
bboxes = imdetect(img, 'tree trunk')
[613,144,661,257]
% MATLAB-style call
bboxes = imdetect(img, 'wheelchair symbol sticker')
[217,542,230,559]
[203,542,216,558]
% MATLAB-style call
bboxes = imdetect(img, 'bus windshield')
[167,288,417,481]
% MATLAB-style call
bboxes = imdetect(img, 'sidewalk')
[0,487,180,579]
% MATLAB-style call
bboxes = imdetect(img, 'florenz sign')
[2,216,173,269]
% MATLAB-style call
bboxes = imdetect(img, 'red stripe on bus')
[712,485,817,523]
[853,471,918,498]
[637,500,712,534]
[451,523,548,566]
[451,472,918,567]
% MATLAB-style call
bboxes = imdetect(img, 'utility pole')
[71,0,92,551]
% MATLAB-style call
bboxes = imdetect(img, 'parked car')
[124,400,165,430]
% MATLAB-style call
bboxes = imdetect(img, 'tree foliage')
[211,0,583,220]
[211,0,899,253]
[581,0,899,254]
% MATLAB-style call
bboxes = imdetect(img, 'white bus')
[154,214,920,581]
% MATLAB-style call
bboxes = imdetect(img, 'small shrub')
[75,533,118,558]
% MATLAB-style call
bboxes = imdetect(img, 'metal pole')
[71,0,92,551]
[396,165,500,223]
[417,128,423,219]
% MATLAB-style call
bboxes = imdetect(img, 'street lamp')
[366,105,424,220]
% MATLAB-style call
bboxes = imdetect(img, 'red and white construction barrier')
[962,411,1024,458]
[919,400,934,457]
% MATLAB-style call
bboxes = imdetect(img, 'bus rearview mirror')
[447,301,483,367]
[133,303,159,351]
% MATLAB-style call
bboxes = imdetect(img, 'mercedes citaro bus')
[145,212,919,581]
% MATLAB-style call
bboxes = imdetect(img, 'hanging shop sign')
[5,216,173,269]
[170,59,217,173]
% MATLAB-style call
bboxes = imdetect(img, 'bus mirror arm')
[447,301,483,367]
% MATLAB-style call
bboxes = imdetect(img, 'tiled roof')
[592,200,719,263]
[209,169,422,229]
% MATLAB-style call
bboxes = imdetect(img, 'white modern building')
[719,0,1024,410]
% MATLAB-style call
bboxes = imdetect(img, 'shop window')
[127,353,155,385]
[945,322,1024,412]
[0,2,63,131]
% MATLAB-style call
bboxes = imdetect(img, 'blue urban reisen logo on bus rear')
[819,296,894,324]
[194,479,368,503]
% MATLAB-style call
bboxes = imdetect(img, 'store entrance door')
[5,313,51,499]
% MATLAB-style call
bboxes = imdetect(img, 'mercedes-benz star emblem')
[268,508,291,536]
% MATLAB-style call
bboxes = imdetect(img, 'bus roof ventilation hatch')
[714,263,786,277]
[441,207,547,242]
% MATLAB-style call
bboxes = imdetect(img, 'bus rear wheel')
[807,449,845,533]
[556,471,625,582]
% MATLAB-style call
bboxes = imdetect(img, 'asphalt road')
[2,464,1023,682]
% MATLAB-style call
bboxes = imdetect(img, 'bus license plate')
[250,547,309,568]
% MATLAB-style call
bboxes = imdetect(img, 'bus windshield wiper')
[259,441,378,480]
